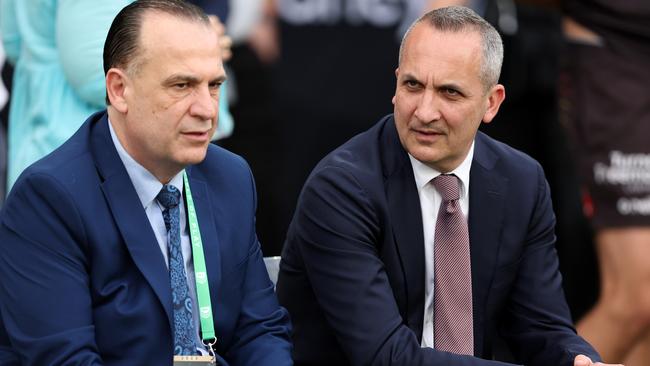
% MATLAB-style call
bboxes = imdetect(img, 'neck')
[152,170,177,185]
[137,158,182,185]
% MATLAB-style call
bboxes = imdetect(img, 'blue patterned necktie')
[156,185,196,355]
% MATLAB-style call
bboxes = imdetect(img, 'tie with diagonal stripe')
[432,174,474,355]
[156,184,197,355]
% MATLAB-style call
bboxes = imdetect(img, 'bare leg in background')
[577,227,650,364]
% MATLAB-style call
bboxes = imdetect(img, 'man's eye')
[405,80,419,88]
[174,83,189,89]
[444,88,460,96]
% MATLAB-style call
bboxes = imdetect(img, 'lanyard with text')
[183,172,217,359]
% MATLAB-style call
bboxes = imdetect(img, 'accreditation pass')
[173,355,216,365]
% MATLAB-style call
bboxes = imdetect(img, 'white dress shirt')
[408,142,475,349]
[108,120,206,354]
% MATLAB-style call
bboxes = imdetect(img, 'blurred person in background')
[0,0,233,193]
[0,1,132,190]
[560,1,650,365]
[217,0,291,259]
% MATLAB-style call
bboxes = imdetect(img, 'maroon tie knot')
[432,174,460,202]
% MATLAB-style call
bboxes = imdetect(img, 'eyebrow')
[401,72,467,93]
[437,83,465,92]
[401,72,420,81]
[163,73,227,86]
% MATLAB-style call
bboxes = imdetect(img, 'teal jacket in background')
[0,0,233,192]
[0,0,131,190]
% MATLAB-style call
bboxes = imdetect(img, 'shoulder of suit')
[16,135,95,190]
[313,121,386,178]
[475,131,544,176]
[300,117,396,201]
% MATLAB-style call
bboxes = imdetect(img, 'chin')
[181,150,209,166]
[408,147,439,163]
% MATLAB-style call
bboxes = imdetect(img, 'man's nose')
[414,90,442,123]
[189,85,218,121]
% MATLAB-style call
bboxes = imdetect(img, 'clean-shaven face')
[119,12,226,180]
[392,24,503,172]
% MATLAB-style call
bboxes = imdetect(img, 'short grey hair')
[399,6,503,90]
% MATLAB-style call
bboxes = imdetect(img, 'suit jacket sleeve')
[0,173,104,365]
[287,164,517,366]
[222,161,293,366]
[497,162,600,366]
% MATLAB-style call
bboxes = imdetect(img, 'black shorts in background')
[560,39,650,228]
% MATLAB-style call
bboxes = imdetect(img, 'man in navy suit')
[0,1,292,365]
[276,6,617,366]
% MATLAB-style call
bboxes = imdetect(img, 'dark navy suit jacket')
[276,115,599,366]
[0,112,292,365]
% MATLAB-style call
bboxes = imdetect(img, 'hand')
[247,15,279,64]
[208,15,233,61]
[574,354,624,366]
[247,0,279,64]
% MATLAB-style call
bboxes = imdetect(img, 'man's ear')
[106,68,130,113]
[481,84,505,124]
[392,68,400,105]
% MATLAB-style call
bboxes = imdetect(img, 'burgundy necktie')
[432,174,474,355]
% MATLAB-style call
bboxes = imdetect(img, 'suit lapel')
[91,114,173,327]
[468,132,507,356]
[386,170,426,338]
[382,118,426,339]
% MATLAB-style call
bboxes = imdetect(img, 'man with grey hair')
[277,6,617,366]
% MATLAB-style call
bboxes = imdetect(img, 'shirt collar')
[108,119,184,209]
[408,141,474,199]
